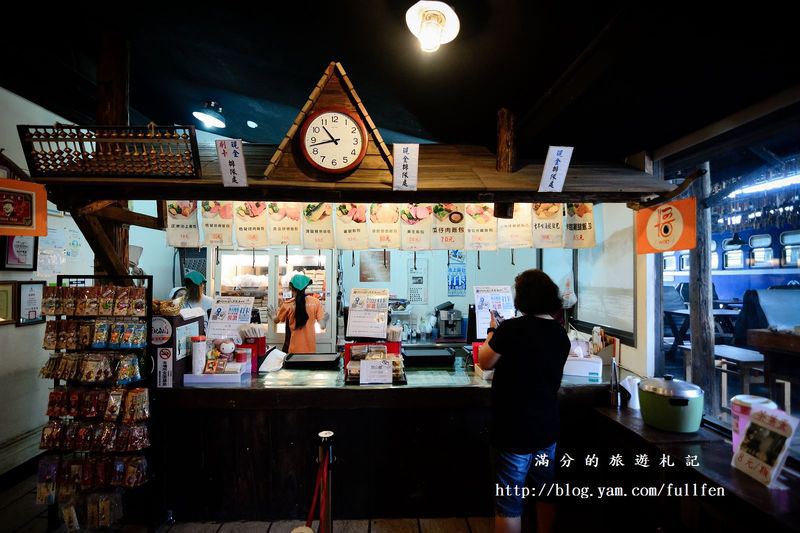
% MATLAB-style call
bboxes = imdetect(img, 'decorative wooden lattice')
[17,124,202,178]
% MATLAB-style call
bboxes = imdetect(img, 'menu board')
[207,296,254,343]
[367,203,401,249]
[334,203,368,250]
[399,204,433,251]
[200,201,234,246]
[234,201,268,248]
[266,202,302,246]
[464,203,497,250]
[346,288,389,339]
[431,203,465,249]
[532,203,564,248]
[473,285,515,340]
[497,203,533,249]
[302,203,335,249]
[564,203,596,248]
[166,201,200,248]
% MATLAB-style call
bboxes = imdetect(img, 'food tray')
[283,352,341,369]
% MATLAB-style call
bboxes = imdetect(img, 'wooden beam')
[496,108,516,172]
[95,206,162,230]
[72,214,129,277]
[73,200,117,216]
[156,201,168,230]
[689,161,717,416]
[652,84,800,161]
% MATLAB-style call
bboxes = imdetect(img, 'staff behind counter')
[266,274,329,354]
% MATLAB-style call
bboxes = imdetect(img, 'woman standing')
[478,269,570,533]
[271,274,328,354]
[182,270,214,329]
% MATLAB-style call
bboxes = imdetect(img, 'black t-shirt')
[487,314,571,452]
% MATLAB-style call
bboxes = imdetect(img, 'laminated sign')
[302,203,335,249]
[399,204,432,251]
[431,203,465,250]
[464,203,497,250]
[266,202,302,246]
[563,203,596,248]
[200,201,233,247]
[166,201,200,248]
[234,201,268,248]
[636,198,696,254]
[497,203,533,249]
[334,203,368,250]
[531,203,564,248]
[367,203,401,249]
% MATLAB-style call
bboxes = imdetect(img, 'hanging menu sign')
[537,146,573,192]
[216,139,248,187]
[200,201,233,246]
[400,204,432,251]
[266,202,301,246]
[302,203,335,249]
[532,203,564,248]
[464,203,497,250]
[335,203,368,250]
[207,296,255,343]
[431,203,465,250]
[392,144,419,191]
[473,285,515,340]
[346,288,389,339]
[166,201,200,248]
[564,203,596,248]
[497,203,533,249]
[368,203,401,249]
[234,201,268,248]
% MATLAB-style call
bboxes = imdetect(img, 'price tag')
[360,359,393,384]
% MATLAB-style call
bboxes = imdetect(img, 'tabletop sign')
[636,198,697,254]
[207,296,254,344]
[393,144,419,191]
[216,139,248,187]
[346,288,389,339]
[732,408,798,488]
[537,146,573,192]
[473,285,515,340]
[359,359,393,384]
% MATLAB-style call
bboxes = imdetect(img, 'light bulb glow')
[192,111,225,129]
[727,172,800,198]
[406,1,460,53]
[418,11,445,52]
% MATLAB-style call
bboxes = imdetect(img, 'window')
[722,238,743,251]
[750,247,775,268]
[783,245,800,267]
[711,252,719,270]
[724,250,744,269]
[749,234,772,248]
[781,230,800,245]
[664,254,677,271]
[679,254,690,271]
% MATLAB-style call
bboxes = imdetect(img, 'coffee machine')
[435,301,463,338]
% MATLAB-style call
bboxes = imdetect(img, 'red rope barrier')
[306,450,327,528]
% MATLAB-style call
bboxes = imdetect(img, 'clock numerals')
[312,148,319,155]
[331,159,337,167]
[351,149,356,156]
[343,156,349,164]
[312,126,320,133]
[353,138,359,145]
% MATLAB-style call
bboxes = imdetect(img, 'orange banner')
[0,179,47,237]
[636,198,696,254]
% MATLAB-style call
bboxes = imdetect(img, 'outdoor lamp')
[406,1,460,53]
[192,101,226,129]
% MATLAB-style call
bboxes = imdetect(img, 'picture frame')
[0,281,16,326]
[1,236,39,271]
[16,280,45,326]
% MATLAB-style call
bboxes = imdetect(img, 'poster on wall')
[360,250,391,282]
[166,201,200,248]
[266,202,302,246]
[473,285,515,339]
[532,203,564,248]
[334,203,368,250]
[464,203,497,250]
[400,204,432,251]
[302,203,335,249]
[408,258,428,304]
[234,201,268,248]
[367,203,400,249]
[497,203,533,249]
[37,226,66,277]
[200,201,234,247]
[635,198,697,255]
[447,250,467,297]
[346,288,389,339]
[0,178,47,237]
[564,203,596,248]
[431,203,465,250]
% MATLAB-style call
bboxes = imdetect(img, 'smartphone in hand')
[490,309,505,325]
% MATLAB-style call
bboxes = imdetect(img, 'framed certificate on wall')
[16,280,45,326]
[1,236,39,271]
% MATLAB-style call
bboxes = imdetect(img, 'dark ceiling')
[2,1,799,168]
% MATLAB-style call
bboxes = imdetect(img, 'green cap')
[289,274,312,291]
[183,270,206,286]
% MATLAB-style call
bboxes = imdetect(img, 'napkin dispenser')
[563,340,602,379]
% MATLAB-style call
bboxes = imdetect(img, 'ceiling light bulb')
[246,120,258,128]
[192,101,226,129]
[406,1,460,53]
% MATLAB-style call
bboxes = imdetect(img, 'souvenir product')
[120,323,136,349]
[98,286,116,316]
[92,321,110,349]
[113,287,130,316]
[43,321,58,350]
[131,323,147,348]
[130,287,147,317]
[40,420,63,449]
[78,321,94,349]
[122,388,149,424]
[36,456,59,504]
[127,425,151,451]
[62,287,76,317]
[46,387,67,417]
[104,389,125,421]
[116,354,141,385]
[75,422,95,452]
[42,286,58,316]
[68,388,82,417]
[80,355,113,384]
[108,322,126,349]
[56,320,69,350]
[65,320,79,350]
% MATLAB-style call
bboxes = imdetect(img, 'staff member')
[183,270,214,329]
[478,269,570,533]
[270,274,328,354]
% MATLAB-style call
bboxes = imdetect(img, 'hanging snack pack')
[113,287,131,317]
[98,286,116,316]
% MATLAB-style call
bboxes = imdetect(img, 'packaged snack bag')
[41,286,57,316]
[130,287,147,317]
[104,389,125,421]
[113,287,130,316]
[78,321,94,349]
[98,285,116,316]
[108,322,126,349]
[65,321,79,350]
[92,321,110,349]
[43,321,58,350]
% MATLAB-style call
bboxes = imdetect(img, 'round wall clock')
[299,107,368,174]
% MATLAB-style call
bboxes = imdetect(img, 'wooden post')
[652,159,665,378]
[496,108,516,173]
[689,161,717,415]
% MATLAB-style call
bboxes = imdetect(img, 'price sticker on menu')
[360,360,393,384]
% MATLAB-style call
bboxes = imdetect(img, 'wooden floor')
[0,475,492,533]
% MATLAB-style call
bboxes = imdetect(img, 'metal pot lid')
[638,374,704,399]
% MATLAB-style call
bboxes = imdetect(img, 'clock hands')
[308,139,340,147]
[322,126,339,145]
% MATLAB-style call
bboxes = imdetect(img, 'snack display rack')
[37,274,153,531]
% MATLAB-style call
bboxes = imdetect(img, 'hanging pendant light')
[729,232,745,246]
[192,101,226,129]
[405,1,460,53]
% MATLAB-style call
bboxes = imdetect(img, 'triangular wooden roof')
[264,61,394,179]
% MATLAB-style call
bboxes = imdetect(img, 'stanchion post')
[318,430,334,533]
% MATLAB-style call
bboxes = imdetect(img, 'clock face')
[300,109,367,173]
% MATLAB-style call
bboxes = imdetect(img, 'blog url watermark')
[496,482,726,500]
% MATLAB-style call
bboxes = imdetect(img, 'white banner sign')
[400,204,432,251]
[532,203,564,248]
[464,203,497,250]
[335,203,368,250]
[368,203,401,249]
[431,203,465,250]
[216,139,248,187]
[266,202,302,246]
[538,146,573,192]
[302,203,335,249]
[346,288,389,339]
[564,203,596,248]
[166,201,200,248]
[207,296,255,343]
[392,143,419,191]
[234,202,268,248]
[497,203,533,249]
[201,201,233,247]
